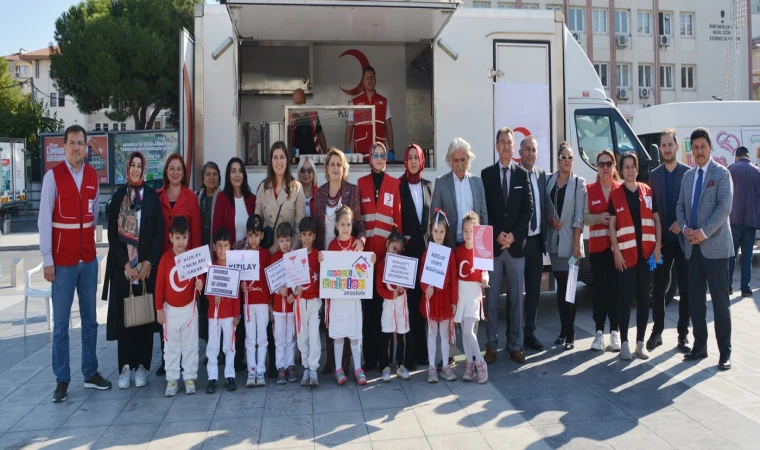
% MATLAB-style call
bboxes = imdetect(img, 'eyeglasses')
[597,161,614,168]
[372,153,387,160]
[300,167,314,174]
[558,155,574,161]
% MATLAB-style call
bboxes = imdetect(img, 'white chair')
[23,263,71,336]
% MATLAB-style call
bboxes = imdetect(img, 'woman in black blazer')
[103,151,164,389]
[399,144,433,367]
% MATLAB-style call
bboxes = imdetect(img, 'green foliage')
[50,0,198,130]
[0,59,25,109]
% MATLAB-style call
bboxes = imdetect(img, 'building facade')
[464,0,754,119]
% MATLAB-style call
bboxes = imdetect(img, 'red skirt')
[420,290,453,323]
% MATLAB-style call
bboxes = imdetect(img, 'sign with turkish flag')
[473,225,494,271]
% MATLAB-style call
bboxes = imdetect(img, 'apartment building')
[464,0,753,119]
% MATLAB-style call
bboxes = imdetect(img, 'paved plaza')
[0,248,759,449]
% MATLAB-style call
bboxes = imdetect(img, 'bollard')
[2,220,9,235]
[96,225,103,243]
[11,257,24,288]
[97,254,106,284]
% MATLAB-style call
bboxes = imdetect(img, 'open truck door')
[179,28,195,188]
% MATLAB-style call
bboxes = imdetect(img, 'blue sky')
[1,0,220,57]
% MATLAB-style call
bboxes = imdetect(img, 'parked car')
[105,179,165,218]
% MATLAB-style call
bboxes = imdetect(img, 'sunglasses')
[300,167,314,174]
[372,153,387,160]
[597,161,614,168]
[559,155,574,161]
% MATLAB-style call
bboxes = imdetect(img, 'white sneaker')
[382,367,392,383]
[256,372,266,387]
[165,380,179,397]
[246,371,257,387]
[620,341,632,360]
[635,341,650,360]
[134,365,148,388]
[591,331,605,351]
[610,331,622,352]
[118,365,131,389]
[184,379,196,395]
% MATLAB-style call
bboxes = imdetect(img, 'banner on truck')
[679,127,760,168]
[113,131,179,184]
[42,134,110,184]
[494,83,550,172]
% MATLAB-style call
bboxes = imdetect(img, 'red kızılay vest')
[587,181,620,253]
[610,183,655,268]
[52,162,98,266]
[357,173,401,259]
[351,91,388,155]
[289,110,322,154]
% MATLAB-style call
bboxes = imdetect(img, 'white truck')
[633,101,760,168]
[183,0,652,283]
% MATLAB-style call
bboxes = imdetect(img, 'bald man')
[288,89,327,155]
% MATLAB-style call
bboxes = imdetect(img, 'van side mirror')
[637,146,655,183]
[649,144,661,167]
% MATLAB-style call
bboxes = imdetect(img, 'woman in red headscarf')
[399,144,433,368]
[103,152,165,389]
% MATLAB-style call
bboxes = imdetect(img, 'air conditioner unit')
[643,103,654,108]
[639,88,651,98]
[572,32,581,43]
[616,89,629,100]
[616,34,630,47]
[660,35,672,46]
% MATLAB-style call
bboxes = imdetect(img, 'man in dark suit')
[481,127,534,364]
[399,144,433,367]
[647,129,691,353]
[728,146,760,297]
[518,136,547,352]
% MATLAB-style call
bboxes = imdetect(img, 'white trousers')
[296,298,322,371]
[164,302,199,382]
[244,304,270,375]
[273,312,296,369]
[427,320,451,368]
[207,317,236,380]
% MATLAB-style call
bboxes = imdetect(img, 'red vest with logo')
[610,183,656,268]
[289,110,323,154]
[351,92,388,155]
[587,181,620,253]
[51,162,98,266]
[357,173,401,259]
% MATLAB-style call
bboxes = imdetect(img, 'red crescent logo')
[340,49,370,96]
[511,127,533,163]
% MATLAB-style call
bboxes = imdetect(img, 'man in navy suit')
[728,146,760,297]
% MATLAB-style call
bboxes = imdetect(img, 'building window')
[637,11,651,35]
[680,13,694,36]
[546,5,561,12]
[15,66,28,74]
[659,12,672,36]
[592,9,608,34]
[59,94,65,107]
[496,2,513,8]
[568,7,583,32]
[154,120,162,130]
[112,123,118,131]
[473,1,492,8]
[594,63,609,88]
[616,64,630,88]
[121,123,127,131]
[615,10,629,34]
[95,123,101,131]
[638,65,653,88]
[522,4,538,9]
[103,123,109,132]
[681,65,695,89]
[660,65,674,89]
[50,93,57,107]
[35,60,39,79]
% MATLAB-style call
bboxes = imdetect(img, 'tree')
[50,0,198,130]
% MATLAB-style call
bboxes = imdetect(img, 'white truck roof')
[632,101,760,136]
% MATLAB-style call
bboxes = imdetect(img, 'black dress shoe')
[683,350,708,361]
[525,335,545,352]
[554,336,566,346]
[741,289,753,297]
[729,287,734,295]
[718,358,732,371]
[646,332,663,351]
[677,336,692,353]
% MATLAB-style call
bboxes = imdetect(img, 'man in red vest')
[344,66,394,159]
[289,88,327,155]
[39,125,112,403]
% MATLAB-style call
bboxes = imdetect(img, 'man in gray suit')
[518,136,548,352]
[676,127,734,370]
[431,137,488,248]
[647,129,691,353]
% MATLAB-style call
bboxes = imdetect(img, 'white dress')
[328,299,363,340]
[454,280,483,323]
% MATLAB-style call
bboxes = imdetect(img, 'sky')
[0,0,221,57]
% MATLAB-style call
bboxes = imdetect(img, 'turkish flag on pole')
[473,225,493,271]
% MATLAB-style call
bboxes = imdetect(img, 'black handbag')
[261,203,284,249]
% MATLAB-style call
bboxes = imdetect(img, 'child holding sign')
[206,228,240,394]
[271,222,297,385]
[155,217,204,397]
[319,206,376,386]
[295,217,321,387]
[454,212,489,384]
[376,226,411,383]
[420,210,458,383]
[242,215,271,387]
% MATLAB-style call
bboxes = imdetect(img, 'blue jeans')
[52,260,99,383]
[729,224,756,292]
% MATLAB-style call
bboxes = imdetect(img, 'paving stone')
[258,413,314,449]
[364,407,424,442]
[313,411,370,446]
[204,417,262,449]
[93,423,160,449]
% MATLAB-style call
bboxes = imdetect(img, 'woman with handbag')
[255,141,306,253]
[103,151,164,389]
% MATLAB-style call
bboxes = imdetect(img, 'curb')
[0,243,111,252]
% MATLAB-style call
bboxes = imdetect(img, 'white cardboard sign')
[420,243,451,289]
[174,245,212,281]
[265,258,287,293]
[382,253,418,289]
[319,251,374,299]
[284,249,311,288]
[205,266,241,298]
[226,250,260,281]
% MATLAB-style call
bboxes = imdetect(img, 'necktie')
[502,167,509,207]
[690,168,703,229]
[529,172,537,232]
